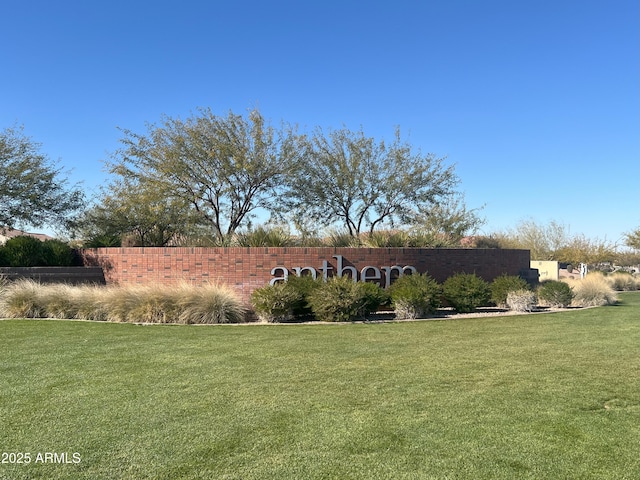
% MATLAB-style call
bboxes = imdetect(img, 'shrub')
[285,275,323,316]
[490,274,530,308]
[537,280,574,308]
[0,236,77,267]
[307,276,377,322]
[82,234,121,248]
[389,273,441,319]
[442,273,491,313]
[251,282,304,323]
[506,289,537,312]
[2,236,45,267]
[358,281,389,314]
[0,281,108,321]
[324,229,360,247]
[41,239,78,266]
[568,273,618,307]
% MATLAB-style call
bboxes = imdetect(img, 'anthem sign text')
[270,255,417,288]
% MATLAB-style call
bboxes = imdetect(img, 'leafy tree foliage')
[0,126,84,230]
[411,195,484,246]
[78,177,203,247]
[281,127,461,238]
[108,108,299,245]
[101,109,481,245]
[624,227,640,250]
[494,219,616,264]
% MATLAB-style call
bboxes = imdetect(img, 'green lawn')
[1,293,639,480]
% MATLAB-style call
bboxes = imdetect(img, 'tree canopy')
[90,108,482,246]
[494,219,617,265]
[0,126,84,230]
[623,227,640,251]
[280,127,461,238]
[78,177,205,247]
[109,108,299,245]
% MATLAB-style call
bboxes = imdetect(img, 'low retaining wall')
[80,247,535,303]
[0,266,106,285]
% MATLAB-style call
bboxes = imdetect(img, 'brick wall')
[80,247,534,304]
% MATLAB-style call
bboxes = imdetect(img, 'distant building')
[530,260,559,281]
[0,228,53,245]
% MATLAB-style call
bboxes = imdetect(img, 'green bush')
[442,273,491,313]
[0,236,77,266]
[537,280,574,308]
[2,236,45,267]
[251,282,304,323]
[506,289,537,312]
[41,239,78,266]
[490,274,530,308]
[307,276,380,322]
[285,275,323,316]
[358,280,389,314]
[389,273,441,319]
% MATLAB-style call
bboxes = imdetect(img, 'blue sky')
[2,0,638,243]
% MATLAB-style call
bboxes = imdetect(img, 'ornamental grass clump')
[121,285,182,323]
[490,274,530,308]
[0,279,46,318]
[606,272,640,291]
[37,283,80,319]
[177,283,246,324]
[232,225,295,247]
[442,273,491,313]
[0,281,245,324]
[537,280,574,308]
[97,285,144,323]
[71,285,109,321]
[567,273,618,307]
[389,273,441,319]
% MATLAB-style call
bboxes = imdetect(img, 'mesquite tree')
[281,126,461,238]
[0,126,83,230]
[109,108,299,245]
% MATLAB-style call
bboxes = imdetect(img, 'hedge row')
[251,271,624,322]
[252,273,527,322]
[0,236,79,267]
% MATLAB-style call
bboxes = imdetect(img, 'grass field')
[1,292,639,479]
